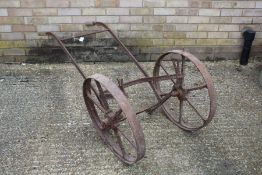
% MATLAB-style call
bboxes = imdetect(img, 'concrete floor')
[0,60,261,175]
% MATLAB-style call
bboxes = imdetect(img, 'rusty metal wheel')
[153,50,216,131]
[83,74,145,165]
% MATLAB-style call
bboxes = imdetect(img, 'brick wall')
[0,0,261,62]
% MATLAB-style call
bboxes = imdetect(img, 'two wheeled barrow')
[47,22,217,165]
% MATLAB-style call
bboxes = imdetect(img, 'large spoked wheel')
[153,50,216,131]
[83,74,145,165]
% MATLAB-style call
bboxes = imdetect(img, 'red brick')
[8,9,32,16]
[72,16,96,23]
[0,1,20,7]
[25,32,48,40]
[48,17,72,24]
[37,25,60,32]
[60,24,83,32]
[0,25,11,32]
[46,0,69,7]
[120,16,142,23]
[0,17,24,24]
[175,8,198,16]
[96,16,119,23]
[0,9,8,16]
[70,0,95,7]
[25,17,48,25]
[96,0,119,7]
[143,0,165,7]
[33,9,57,16]
[1,33,24,40]
[21,0,45,7]
[3,48,25,56]
[12,25,36,32]
[120,0,142,7]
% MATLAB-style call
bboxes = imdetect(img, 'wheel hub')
[101,110,124,130]
[172,83,186,100]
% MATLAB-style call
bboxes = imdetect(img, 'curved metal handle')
[89,22,150,78]
[47,21,150,80]
[45,32,87,79]
[85,21,110,30]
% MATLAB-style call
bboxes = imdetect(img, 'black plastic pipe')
[240,28,256,65]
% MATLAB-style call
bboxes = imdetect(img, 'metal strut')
[46,32,87,79]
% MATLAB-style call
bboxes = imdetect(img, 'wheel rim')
[83,74,145,164]
[153,50,216,131]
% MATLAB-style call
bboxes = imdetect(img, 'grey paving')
[0,60,261,175]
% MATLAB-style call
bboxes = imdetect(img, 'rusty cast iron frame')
[46,21,217,165]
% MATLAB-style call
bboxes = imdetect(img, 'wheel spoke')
[115,117,127,124]
[185,97,206,121]
[171,59,177,71]
[179,99,183,123]
[114,109,122,118]
[137,91,173,115]
[171,59,180,75]
[181,55,185,75]
[181,55,185,85]
[95,81,110,110]
[186,84,207,92]
[113,128,126,157]
[86,93,107,113]
[117,128,137,149]
[159,62,177,85]
[176,60,180,74]
[160,92,170,97]
[90,86,105,108]
[113,109,127,124]
[171,58,184,86]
